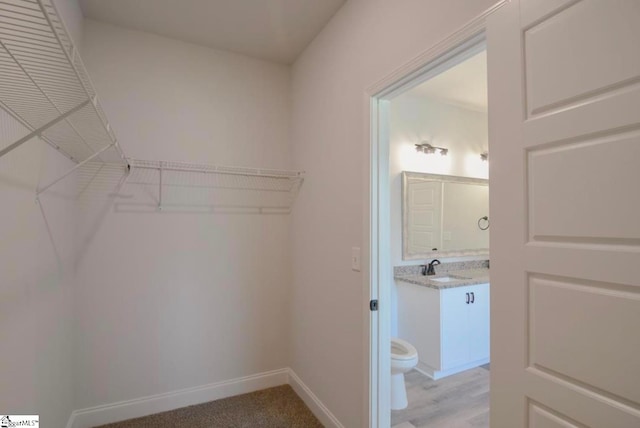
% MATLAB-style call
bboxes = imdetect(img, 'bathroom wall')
[290,0,495,426]
[0,2,83,427]
[73,20,292,409]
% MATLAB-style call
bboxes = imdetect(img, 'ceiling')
[412,51,487,111]
[79,0,346,64]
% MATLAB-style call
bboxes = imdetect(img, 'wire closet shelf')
[0,0,128,194]
[125,159,305,214]
[0,0,305,212]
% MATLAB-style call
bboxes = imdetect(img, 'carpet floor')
[96,385,323,428]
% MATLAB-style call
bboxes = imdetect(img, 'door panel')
[523,86,640,149]
[488,0,640,426]
[525,370,640,428]
[529,275,640,404]
[525,246,640,287]
[528,401,580,428]
[528,130,640,241]
[523,0,640,117]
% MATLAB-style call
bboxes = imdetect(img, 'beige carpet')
[96,385,323,428]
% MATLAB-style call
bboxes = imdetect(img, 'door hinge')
[370,299,379,311]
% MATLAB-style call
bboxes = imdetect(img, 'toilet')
[391,337,419,410]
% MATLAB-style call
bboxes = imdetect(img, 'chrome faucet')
[421,259,441,276]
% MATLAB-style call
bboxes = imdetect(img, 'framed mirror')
[402,171,489,259]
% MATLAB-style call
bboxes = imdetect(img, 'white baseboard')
[67,368,289,428]
[66,367,345,428]
[415,358,490,380]
[287,369,344,428]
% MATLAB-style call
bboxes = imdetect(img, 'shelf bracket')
[36,142,115,196]
[0,99,91,159]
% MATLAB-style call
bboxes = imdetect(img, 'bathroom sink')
[430,276,459,283]
[450,269,488,280]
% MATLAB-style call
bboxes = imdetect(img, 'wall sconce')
[415,141,448,156]
[480,151,489,162]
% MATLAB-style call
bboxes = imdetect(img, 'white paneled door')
[488,0,640,427]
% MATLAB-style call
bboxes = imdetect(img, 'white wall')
[0,116,78,428]
[289,0,495,426]
[72,20,293,410]
[0,2,83,427]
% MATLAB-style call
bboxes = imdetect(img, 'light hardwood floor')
[391,365,490,428]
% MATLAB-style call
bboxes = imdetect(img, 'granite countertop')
[394,260,490,290]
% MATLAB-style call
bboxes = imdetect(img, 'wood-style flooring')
[391,365,490,428]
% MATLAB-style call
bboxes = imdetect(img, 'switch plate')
[351,247,361,271]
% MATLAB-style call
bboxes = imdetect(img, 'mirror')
[402,171,489,259]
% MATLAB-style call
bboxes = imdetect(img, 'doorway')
[367,20,495,428]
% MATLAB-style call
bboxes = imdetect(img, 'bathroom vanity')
[397,171,490,379]
[395,263,490,380]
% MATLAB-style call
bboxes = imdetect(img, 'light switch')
[351,247,361,272]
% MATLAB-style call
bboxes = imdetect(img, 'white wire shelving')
[0,0,305,213]
[0,0,127,195]
[124,159,305,214]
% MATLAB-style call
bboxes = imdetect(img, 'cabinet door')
[440,286,471,369]
[467,283,490,362]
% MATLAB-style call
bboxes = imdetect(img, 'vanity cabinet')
[396,281,490,379]
[441,283,490,370]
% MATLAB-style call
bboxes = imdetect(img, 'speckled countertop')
[394,260,490,290]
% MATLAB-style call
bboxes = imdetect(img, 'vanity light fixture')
[480,151,489,162]
[415,141,448,156]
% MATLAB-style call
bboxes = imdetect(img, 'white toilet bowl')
[391,337,419,410]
